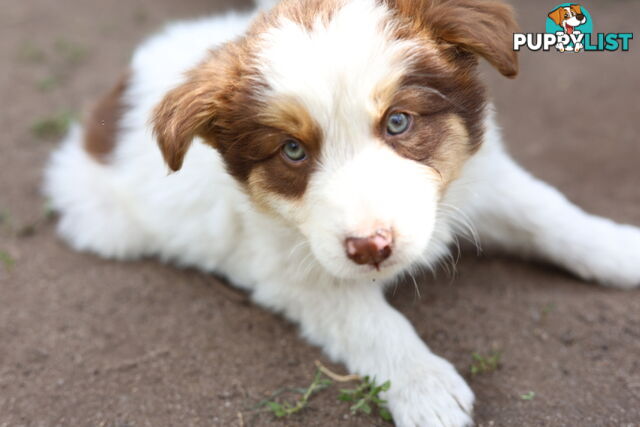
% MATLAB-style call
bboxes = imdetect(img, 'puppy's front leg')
[460,132,640,288]
[253,280,474,427]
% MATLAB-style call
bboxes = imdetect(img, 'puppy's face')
[153,0,519,281]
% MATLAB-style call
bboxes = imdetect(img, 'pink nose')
[345,229,393,269]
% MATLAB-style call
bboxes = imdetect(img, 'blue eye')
[386,112,411,136]
[282,139,307,162]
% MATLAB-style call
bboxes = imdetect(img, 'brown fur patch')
[152,37,323,200]
[374,42,487,175]
[402,48,487,151]
[152,41,252,172]
[84,72,130,162]
[378,111,471,187]
[258,96,323,154]
[252,0,345,33]
[382,0,520,78]
[248,97,323,198]
[429,114,472,187]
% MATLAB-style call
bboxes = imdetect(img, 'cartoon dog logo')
[548,4,588,52]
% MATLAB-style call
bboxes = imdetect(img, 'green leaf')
[351,400,365,412]
[0,251,15,271]
[54,39,88,64]
[37,76,60,92]
[339,392,354,402]
[379,407,393,422]
[266,401,285,417]
[360,402,372,415]
[521,391,536,401]
[31,111,74,140]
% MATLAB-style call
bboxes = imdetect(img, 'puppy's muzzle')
[345,229,393,269]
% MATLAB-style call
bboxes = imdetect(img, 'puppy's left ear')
[387,0,520,78]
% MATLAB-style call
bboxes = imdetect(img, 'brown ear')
[388,0,520,78]
[152,42,245,172]
[152,75,217,171]
[548,7,564,26]
[571,5,582,15]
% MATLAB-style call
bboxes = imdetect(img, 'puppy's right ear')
[386,0,520,78]
[152,44,244,172]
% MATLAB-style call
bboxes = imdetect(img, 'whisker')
[438,203,482,255]
[287,240,309,260]
[294,251,315,278]
[408,270,421,300]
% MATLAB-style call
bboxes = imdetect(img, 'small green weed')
[54,39,88,64]
[521,391,536,401]
[0,251,15,271]
[32,111,74,139]
[37,76,60,92]
[540,302,556,321]
[542,303,556,315]
[260,370,332,417]
[339,376,393,421]
[43,202,56,220]
[470,351,502,376]
[255,362,392,423]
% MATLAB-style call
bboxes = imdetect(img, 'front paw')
[572,223,640,289]
[386,356,474,427]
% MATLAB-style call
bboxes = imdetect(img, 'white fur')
[457,119,640,289]
[255,1,441,281]
[44,2,640,426]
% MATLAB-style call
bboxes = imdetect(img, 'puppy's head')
[153,0,518,281]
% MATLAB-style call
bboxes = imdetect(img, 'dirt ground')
[1,0,639,426]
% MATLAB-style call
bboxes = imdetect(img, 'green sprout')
[470,351,502,376]
[261,370,332,417]
[31,111,74,140]
[0,251,15,271]
[338,376,393,422]
[521,391,536,401]
[252,362,392,423]
[54,39,88,64]
[37,76,60,92]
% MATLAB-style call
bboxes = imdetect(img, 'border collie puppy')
[45,0,640,425]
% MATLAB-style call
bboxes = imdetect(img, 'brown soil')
[1,1,639,426]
